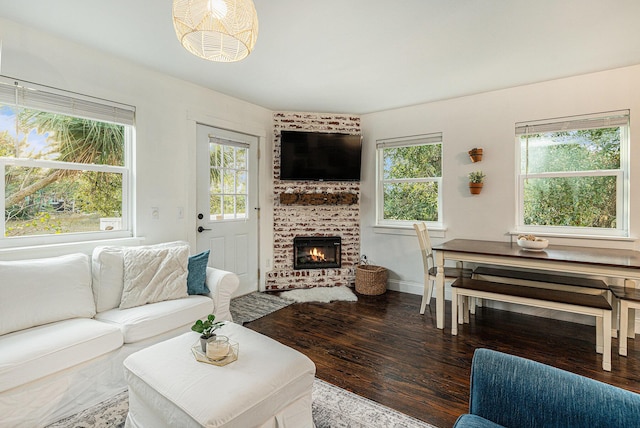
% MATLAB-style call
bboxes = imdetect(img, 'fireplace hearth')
[293,236,341,270]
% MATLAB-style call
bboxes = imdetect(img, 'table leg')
[596,317,603,354]
[603,311,611,371]
[626,279,637,338]
[435,251,445,330]
[610,289,618,338]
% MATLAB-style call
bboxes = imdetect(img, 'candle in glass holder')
[206,336,230,360]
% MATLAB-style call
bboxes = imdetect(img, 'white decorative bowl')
[517,237,549,251]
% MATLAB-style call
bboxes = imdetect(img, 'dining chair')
[413,222,473,314]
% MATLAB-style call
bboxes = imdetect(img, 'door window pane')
[208,141,249,220]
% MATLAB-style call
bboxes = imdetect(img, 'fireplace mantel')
[279,192,358,206]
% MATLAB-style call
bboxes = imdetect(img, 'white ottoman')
[123,322,316,428]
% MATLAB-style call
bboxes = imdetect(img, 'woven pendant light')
[173,0,258,62]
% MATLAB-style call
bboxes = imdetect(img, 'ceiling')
[1,1,640,115]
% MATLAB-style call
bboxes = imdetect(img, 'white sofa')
[0,243,239,427]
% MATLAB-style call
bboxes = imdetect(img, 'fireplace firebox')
[293,236,341,270]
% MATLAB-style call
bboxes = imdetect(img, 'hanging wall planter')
[468,171,485,195]
[469,182,484,195]
[468,147,483,163]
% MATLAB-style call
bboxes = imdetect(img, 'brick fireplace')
[266,111,361,290]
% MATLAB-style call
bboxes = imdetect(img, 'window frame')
[376,133,444,229]
[0,76,135,248]
[514,110,629,238]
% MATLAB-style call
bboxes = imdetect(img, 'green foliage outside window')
[520,128,620,229]
[3,107,126,237]
[381,143,441,222]
[209,142,248,220]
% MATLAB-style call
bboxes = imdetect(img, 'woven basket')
[355,265,388,295]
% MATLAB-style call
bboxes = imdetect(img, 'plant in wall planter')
[468,170,485,195]
[468,147,483,162]
[192,314,225,352]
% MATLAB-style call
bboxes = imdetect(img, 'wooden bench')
[451,277,613,371]
[609,285,640,356]
[472,266,609,292]
[469,266,609,319]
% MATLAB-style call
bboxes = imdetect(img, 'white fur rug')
[280,286,358,303]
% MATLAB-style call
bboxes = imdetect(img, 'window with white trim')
[0,76,135,246]
[376,133,443,227]
[515,110,629,237]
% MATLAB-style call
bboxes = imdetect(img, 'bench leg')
[463,297,470,323]
[620,300,629,356]
[451,289,458,335]
[603,311,612,371]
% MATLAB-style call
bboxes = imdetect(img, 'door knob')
[197,226,211,233]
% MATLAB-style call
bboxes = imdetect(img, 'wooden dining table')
[431,239,640,331]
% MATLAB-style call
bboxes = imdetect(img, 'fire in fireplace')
[293,236,341,270]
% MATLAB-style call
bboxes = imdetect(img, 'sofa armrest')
[463,348,640,427]
[205,267,239,322]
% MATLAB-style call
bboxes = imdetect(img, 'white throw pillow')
[92,241,189,312]
[92,246,125,313]
[119,244,190,309]
[0,253,96,336]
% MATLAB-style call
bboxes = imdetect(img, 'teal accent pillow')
[187,250,210,295]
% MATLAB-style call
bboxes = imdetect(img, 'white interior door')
[196,124,259,297]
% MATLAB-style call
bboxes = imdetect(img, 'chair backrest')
[468,348,640,427]
[413,222,435,274]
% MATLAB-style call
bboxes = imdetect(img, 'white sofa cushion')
[92,241,190,312]
[0,318,123,393]
[0,253,95,336]
[95,295,213,343]
[120,244,189,309]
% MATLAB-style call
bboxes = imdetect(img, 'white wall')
[361,65,640,302]
[0,18,274,292]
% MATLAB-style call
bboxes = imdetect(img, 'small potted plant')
[192,314,225,352]
[468,171,485,195]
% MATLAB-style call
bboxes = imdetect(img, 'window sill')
[0,236,145,260]
[374,224,446,238]
[508,231,636,243]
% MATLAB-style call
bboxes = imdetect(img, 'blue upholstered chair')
[454,348,640,428]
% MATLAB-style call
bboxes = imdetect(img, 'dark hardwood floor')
[246,290,640,428]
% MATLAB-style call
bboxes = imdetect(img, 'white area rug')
[280,285,358,303]
[47,379,436,428]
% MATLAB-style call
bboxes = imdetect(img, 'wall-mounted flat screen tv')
[280,131,362,181]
